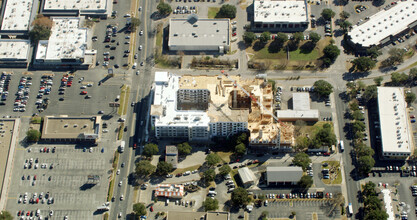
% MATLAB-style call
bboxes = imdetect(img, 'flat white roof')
[293,92,310,111]
[0,40,30,60]
[377,87,412,155]
[35,17,87,61]
[348,0,417,47]
[276,110,319,119]
[238,167,256,184]
[44,0,107,12]
[254,0,308,23]
[169,18,230,48]
[1,0,34,31]
[152,72,211,128]
[155,71,169,84]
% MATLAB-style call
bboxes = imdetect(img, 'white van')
[119,141,125,153]
[208,191,217,195]
[116,95,120,101]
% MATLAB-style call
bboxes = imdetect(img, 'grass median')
[107,152,120,202]
[117,123,124,140]
[117,85,130,116]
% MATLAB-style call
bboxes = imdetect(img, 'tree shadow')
[287,41,299,51]
[252,41,266,51]
[299,42,316,54]
[267,40,283,53]
[80,183,96,191]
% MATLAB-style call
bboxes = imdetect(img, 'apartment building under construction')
[150,72,294,151]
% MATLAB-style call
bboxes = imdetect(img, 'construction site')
[151,71,294,149]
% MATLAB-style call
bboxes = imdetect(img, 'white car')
[49,210,53,216]
[139,45,142,50]
[140,30,143,35]
[119,181,122,187]
[117,169,120,175]
[124,14,131,17]
[138,6,142,11]
[136,71,140,75]
[80,86,86,89]
[120,195,124,201]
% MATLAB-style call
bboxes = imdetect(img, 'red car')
[27,211,30,216]
[17,211,21,216]
[34,175,37,180]
[323,152,331,156]
[150,206,153,212]
[133,143,137,149]
[411,115,415,118]
[232,32,237,36]
[81,91,88,95]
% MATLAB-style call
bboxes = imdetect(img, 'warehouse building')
[238,167,257,188]
[266,166,303,186]
[166,211,229,220]
[253,0,309,32]
[41,115,101,143]
[0,40,31,67]
[168,16,230,53]
[376,87,413,160]
[0,0,38,36]
[276,93,319,121]
[40,0,111,18]
[34,17,96,69]
[348,0,417,48]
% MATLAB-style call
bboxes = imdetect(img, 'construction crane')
[220,70,288,149]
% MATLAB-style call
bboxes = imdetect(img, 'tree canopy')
[29,25,52,43]
[323,44,340,62]
[298,175,313,189]
[177,142,192,156]
[202,169,216,184]
[243,32,257,46]
[260,31,271,43]
[366,47,382,59]
[362,85,378,102]
[352,57,376,72]
[133,203,147,216]
[203,197,219,211]
[157,2,172,15]
[231,187,250,206]
[293,32,304,43]
[219,165,231,176]
[0,211,12,220]
[391,72,408,85]
[409,68,417,81]
[205,153,221,167]
[235,143,246,156]
[406,92,416,105]
[339,11,350,20]
[292,152,311,171]
[309,32,321,43]
[131,18,141,31]
[313,80,333,97]
[156,161,173,176]
[321,8,336,20]
[143,143,159,157]
[26,129,41,142]
[339,20,352,32]
[216,4,237,19]
[358,156,375,174]
[373,76,383,86]
[135,160,156,176]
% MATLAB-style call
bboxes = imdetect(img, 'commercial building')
[34,17,96,69]
[376,87,413,160]
[276,93,319,121]
[165,145,178,169]
[348,0,417,48]
[40,0,110,18]
[253,0,309,32]
[150,72,294,151]
[266,166,303,186]
[238,167,257,188]
[154,184,184,199]
[168,16,230,53]
[41,115,101,143]
[0,0,38,36]
[166,211,229,220]
[0,40,31,67]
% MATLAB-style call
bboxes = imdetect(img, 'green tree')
[177,142,192,156]
[313,80,333,97]
[352,121,366,133]
[29,25,52,43]
[313,124,337,147]
[339,11,350,20]
[236,132,248,144]
[356,144,375,157]
[0,211,12,220]
[352,57,376,72]
[374,76,384,86]
[292,152,311,171]
[133,203,147,216]
[382,48,406,67]
[367,46,382,59]
[352,110,364,121]
[157,2,172,15]
[156,161,173,176]
[357,81,366,91]
[276,32,288,44]
[295,136,310,151]
[260,31,271,43]
[321,8,336,20]
[339,20,352,32]
[362,181,377,197]
[235,143,246,156]
[358,156,375,174]
[26,129,41,142]
[293,32,304,43]
[143,143,159,157]
[309,32,321,43]
[131,18,141,31]
[216,4,237,19]
[364,209,388,220]
[406,92,416,105]
[205,153,221,167]
[243,32,257,46]
[298,175,313,189]
[202,169,216,183]
[260,211,269,220]
[362,85,378,101]
[391,72,408,85]
[323,44,340,61]
[135,160,156,176]
[349,101,359,111]
[231,187,250,206]
[409,68,417,80]
[203,197,219,211]
[219,165,231,176]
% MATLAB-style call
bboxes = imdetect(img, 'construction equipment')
[220,70,287,149]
